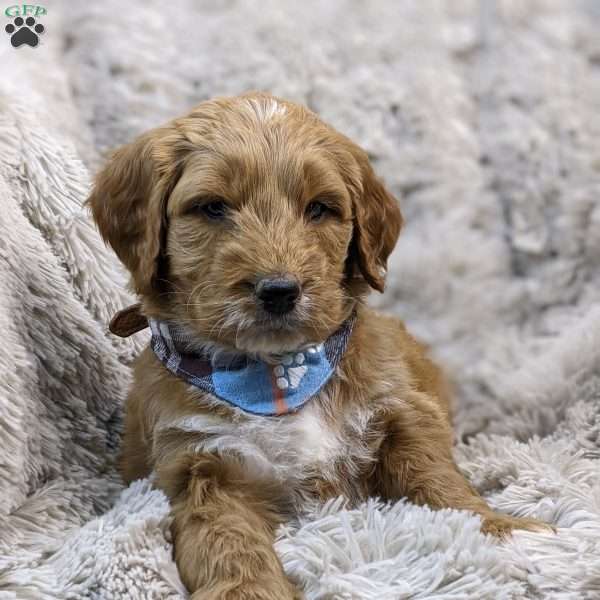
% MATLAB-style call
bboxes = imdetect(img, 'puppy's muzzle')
[256,275,301,315]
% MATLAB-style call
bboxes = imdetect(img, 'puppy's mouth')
[189,275,324,354]
[233,319,308,355]
[254,309,304,331]
[242,299,309,350]
[223,290,313,354]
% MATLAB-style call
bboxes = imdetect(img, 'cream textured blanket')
[1,1,599,598]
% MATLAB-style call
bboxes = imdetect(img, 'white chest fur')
[161,398,360,485]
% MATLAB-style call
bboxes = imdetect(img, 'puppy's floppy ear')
[88,128,180,296]
[349,150,403,293]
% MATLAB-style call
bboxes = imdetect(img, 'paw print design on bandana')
[273,344,324,390]
[150,313,356,416]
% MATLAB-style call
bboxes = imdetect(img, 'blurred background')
[6,0,600,439]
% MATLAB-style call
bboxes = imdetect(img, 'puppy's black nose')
[256,276,300,315]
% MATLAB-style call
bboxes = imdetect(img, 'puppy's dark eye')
[306,201,330,222]
[202,201,228,220]
[189,198,229,220]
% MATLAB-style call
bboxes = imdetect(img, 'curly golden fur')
[89,92,551,599]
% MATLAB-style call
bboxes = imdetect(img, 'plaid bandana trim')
[149,313,356,416]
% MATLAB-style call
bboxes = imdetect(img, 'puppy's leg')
[375,394,553,538]
[120,394,152,484]
[156,452,301,600]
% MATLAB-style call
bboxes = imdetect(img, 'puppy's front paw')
[190,581,303,600]
[481,513,555,539]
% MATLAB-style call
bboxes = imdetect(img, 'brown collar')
[109,303,149,337]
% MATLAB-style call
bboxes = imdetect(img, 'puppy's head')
[89,93,402,353]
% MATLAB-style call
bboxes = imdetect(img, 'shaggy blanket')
[1,1,599,598]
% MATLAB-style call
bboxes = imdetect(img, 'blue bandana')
[148,314,355,416]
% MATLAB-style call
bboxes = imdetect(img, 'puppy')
[90,92,551,599]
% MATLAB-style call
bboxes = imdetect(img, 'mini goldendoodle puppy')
[90,92,551,599]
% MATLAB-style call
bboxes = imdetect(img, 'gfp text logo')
[4,4,46,47]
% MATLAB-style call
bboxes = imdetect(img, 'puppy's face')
[90,94,402,353]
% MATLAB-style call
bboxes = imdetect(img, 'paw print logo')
[5,17,44,48]
[273,344,323,391]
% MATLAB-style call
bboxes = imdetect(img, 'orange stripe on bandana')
[148,312,356,416]
[270,369,288,415]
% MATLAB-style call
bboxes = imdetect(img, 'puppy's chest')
[165,398,378,487]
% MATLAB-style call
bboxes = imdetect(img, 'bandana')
[149,314,355,416]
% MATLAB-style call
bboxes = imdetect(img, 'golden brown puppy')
[90,92,551,599]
